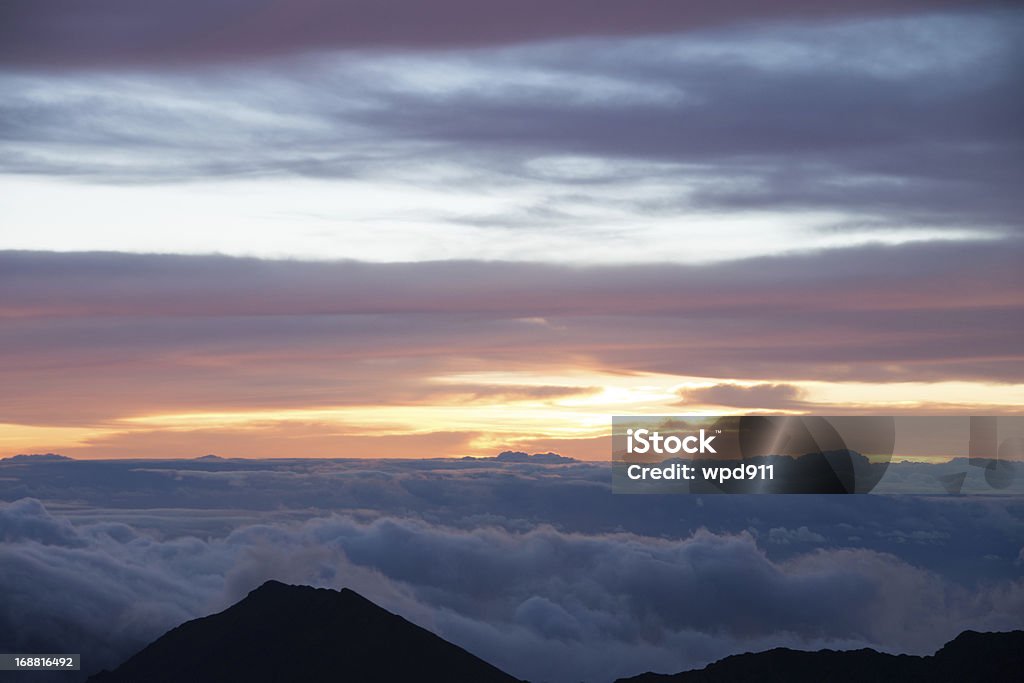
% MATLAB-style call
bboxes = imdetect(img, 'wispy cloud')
[2,12,1020,263]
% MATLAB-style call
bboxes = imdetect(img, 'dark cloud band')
[0,1,984,68]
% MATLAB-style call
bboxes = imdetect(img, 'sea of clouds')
[2,456,1023,682]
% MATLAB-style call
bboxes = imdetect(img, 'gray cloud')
[1,11,1020,234]
[0,497,85,548]
[0,1,982,68]
[3,457,1022,579]
[767,526,827,544]
[2,482,1022,682]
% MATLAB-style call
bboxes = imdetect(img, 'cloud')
[4,244,1017,320]
[1,490,1022,682]
[2,457,1021,579]
[767,526,827,544]
[1,455,1020,677]
[0,242,1020,443]
[0,497,82,546]
[0,1,982,68]
[1,10,1020,239]
[680,383,807,410]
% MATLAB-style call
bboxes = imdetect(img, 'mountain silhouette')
[87,581,1022,683]
[615,629,1024,682]
[88,580,523,683]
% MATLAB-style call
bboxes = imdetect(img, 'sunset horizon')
[3,244,1022,461]
[3,4,1023,464]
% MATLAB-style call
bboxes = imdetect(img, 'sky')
[1,0,1022,459]
[1,6,1023,681]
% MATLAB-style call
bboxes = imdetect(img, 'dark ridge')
[88,580,524,683]
[83,580,1023,683]
[615,629,1024,682]
[1,453,72,462]
[494,451,577,464]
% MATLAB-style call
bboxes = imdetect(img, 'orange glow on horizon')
[3,369,1023,460]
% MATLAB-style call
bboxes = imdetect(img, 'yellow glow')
[802,379,1024,408]
[89,371,1024,434]
[4,370,1023,459]
[0,423,115,450]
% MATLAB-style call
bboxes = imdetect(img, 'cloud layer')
[2,458,1023,681]
[2,9,1021,266]
[2,243,1020,457]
